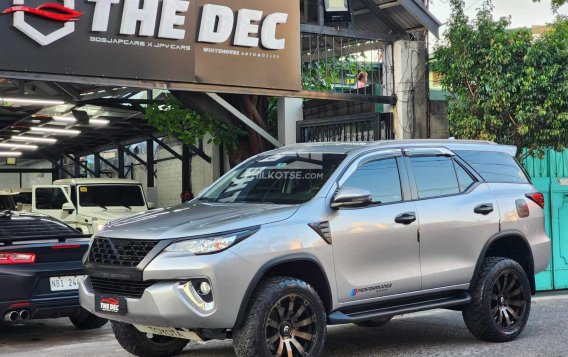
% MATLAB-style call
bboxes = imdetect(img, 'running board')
[328,291,472,325]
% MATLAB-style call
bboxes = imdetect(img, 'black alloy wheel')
[265,294,318,356]
[490,270,527,331]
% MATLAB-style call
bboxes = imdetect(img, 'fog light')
[178,280,215,313]
[199,281,211,295]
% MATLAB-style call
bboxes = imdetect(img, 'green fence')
[523,150,568,291]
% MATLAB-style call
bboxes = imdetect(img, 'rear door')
[404,149,501,290]
[32,185,77,225]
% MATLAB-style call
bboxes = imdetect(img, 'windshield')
[78,185,145,208]
[200,153,346,204]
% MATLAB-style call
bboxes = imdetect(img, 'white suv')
[32,178,149,234]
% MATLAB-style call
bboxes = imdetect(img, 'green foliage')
[432,0,568,158]
[145,95,246,149]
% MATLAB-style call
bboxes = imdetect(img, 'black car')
[0,201,107,330]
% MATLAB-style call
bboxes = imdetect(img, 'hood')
[83,209,141,223]
[98,202,300,240]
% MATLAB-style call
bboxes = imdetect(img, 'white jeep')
[32,178,149,234]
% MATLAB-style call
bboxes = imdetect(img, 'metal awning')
[352,0,442,38]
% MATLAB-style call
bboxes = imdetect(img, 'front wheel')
[112,321,188,357]
[233,277,327,357]
[462,257,531,342]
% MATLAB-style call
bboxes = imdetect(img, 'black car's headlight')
[164,227,259,255]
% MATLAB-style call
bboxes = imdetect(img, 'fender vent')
[309,221,332,244]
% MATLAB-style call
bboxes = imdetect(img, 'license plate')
[49,275,85,291]
[134,325,202,341]
[95,295,127,315]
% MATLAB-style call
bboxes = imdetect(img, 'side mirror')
[331,187,373,209]
[147,202,156,209]
[62,202,75,213]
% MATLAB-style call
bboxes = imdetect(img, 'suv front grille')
[88,237,159,267]
[90,277,155,298]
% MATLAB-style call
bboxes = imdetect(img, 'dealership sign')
[0,0,301,90]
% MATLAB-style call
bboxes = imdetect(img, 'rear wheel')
[233,277,327,357]
[112,321,189,357]
[462,257,531,342]
[355,316,392,328]
[69,308,108,330]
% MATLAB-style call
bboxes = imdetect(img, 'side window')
[343,158,402,204]
[454,150,529,184]
[35,188,68,210]
[454,161,475,192]
[410,156,460,199]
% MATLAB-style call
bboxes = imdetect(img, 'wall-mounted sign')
[5,158,17,165]
[0,0,301,91]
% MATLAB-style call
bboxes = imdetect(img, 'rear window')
[455,150,529,184]
[0,215,81,242]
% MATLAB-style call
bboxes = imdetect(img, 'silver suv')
[79,140,551,357]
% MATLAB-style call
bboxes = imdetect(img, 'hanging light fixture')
[11,136,57,144]
[29,127,80,135]
[0,143,38,150]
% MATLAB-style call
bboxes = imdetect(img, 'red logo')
[2,3,82,22]
[100,298,120,305]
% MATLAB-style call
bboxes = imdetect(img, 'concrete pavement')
[1,292,567,357]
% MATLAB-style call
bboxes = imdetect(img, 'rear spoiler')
[0,234,91,246]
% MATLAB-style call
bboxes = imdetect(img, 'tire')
[233,276,327,357]
[112,321,189,357]
[462,257,531,342]
[69,308,108,330]
[355,316,392,328]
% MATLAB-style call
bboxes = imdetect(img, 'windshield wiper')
[122,205,132,210]
[97,203,107,210]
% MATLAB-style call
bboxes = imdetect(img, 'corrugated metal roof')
[352,0,442,38]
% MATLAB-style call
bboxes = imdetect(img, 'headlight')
[164,227,259,255]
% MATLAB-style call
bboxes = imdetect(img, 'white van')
[32,179,149,234]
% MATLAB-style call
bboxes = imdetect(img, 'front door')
[32,185,76,226]
[329,152,421,303]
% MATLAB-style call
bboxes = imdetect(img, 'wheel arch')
[234,254,333,328]
[471,230,536,294]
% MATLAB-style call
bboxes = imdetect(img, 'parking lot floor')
[1,292,567,357]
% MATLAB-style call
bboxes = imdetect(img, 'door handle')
[474,204,494,215]
[395,212,416,225]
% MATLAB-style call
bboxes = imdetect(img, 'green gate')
[524,150,568,290]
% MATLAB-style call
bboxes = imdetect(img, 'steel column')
[147,139,155,188]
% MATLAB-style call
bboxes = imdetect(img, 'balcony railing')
[300,32,385,96]
[297,113,394,143]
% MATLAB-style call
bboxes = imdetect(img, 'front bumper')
[79,250,256,329]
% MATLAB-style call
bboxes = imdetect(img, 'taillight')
[526,193,545,209]
[0,252,36,265]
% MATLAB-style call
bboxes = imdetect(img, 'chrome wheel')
[490,270,527,331]
[265,294,317,357]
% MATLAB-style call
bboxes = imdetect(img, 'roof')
[53,178,142,185]
[274,140,517,156]
[352,0,442,38]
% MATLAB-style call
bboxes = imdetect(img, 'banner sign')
[0,0,301,91]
